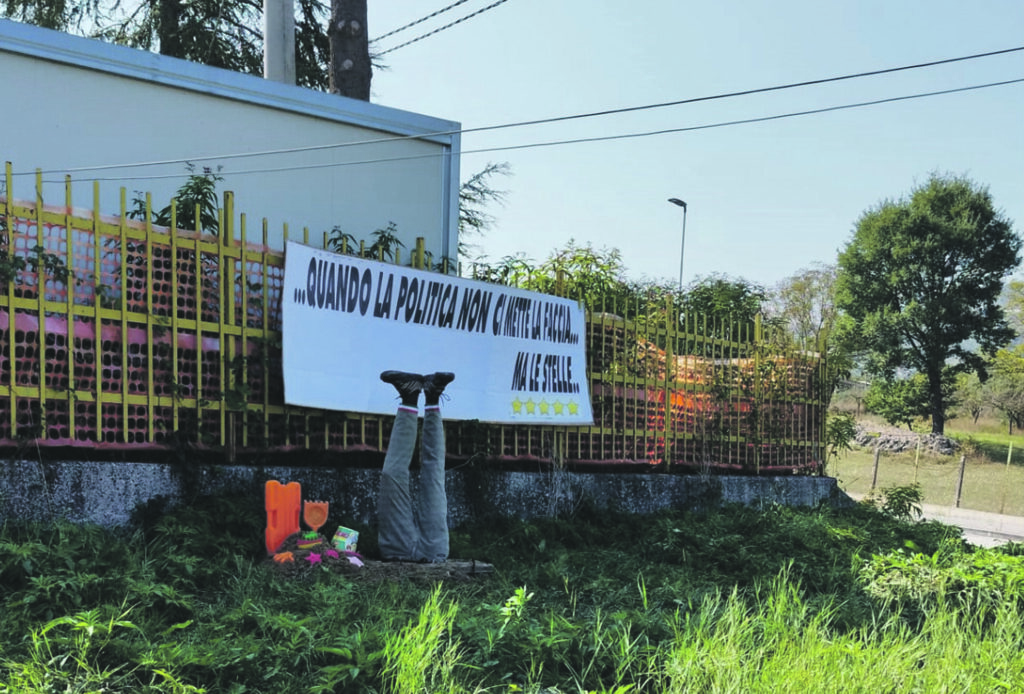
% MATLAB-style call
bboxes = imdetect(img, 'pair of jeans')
[377,406,448,562]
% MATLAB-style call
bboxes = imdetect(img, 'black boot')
[423,372,455,406]
[380,371,424,407]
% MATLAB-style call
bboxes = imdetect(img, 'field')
[3,492,1024,692]
[832,411,1024,516]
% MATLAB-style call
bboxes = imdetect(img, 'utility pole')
[329,0,371,100]
[264,0,296,84]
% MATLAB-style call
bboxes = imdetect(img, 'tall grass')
[2,494,1023,692]
[381,585,467,694]
[657,576,1024,693]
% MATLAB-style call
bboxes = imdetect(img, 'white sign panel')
[283,241,594,424]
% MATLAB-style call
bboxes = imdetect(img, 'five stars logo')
[510,397,583,418]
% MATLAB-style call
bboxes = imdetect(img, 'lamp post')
[668,198,687,290]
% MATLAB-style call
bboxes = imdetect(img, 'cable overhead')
[469,45,1024,134]
[377,0,510,56]
[461,78,1024,154]
[16,45,1024,176]
[371,0,474,43]
[57,77,1024,183]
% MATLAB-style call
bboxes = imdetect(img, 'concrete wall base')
[0,459,854,529]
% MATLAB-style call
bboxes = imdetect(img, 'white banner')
[282,241,594,424]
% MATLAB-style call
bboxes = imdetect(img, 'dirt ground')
[263,532,493,583]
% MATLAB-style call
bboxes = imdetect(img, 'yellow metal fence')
[1,166,825,472]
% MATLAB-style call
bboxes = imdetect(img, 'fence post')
[4,163,17,438]
[414,237,426,269]
[1000,442,1013,515]
[91,179,104,445]
[223,191,236,462]
[954,454,966,508]
[871,443,881,490]
[118,186,129,443]
[913,436,921,484]
[754,313,762,475]
[663,295,674,470]
[64,175,79,440]
[144,190,155,443]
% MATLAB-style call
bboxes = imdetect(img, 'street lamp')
[667,198,687,290]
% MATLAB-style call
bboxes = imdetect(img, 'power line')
[59,77,1024,183]
[462,78,1024,154]
[376,0,510,56]
[469,45,1024,134]
[16,45,1024,177]
[371,0,474,43]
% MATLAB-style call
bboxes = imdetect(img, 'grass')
[3,492,1024,692]
[833,413,1024,515]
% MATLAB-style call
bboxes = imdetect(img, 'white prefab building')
[0,19,461,260]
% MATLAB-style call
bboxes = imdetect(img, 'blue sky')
[366,0,1024,290]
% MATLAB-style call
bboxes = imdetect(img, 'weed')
[864,484,924,521]
[381,585,465,694]
[0,496,1016,692]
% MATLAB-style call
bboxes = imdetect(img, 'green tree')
[3,0,333,90]
[985,344,1024,434]
[466,241,680,325]
[769,263,838,351]
[770,262,852,402]
[1003,278,1024,335]
[529,240,630,310]
[836,174,1020,435]
[130,165,223,234]
[955,372,986,425]
[863,374,931,430]
[683,274,765,322]
[680,274,767,350]
[468,253,534,287]
[458,161,511,260]
[0,0,86,29]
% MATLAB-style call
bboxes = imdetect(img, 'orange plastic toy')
[265,480,301,554]
[303,500,329,534]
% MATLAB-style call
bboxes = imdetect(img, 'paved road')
[846,493,1024,547]
[918,503,1024,548]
